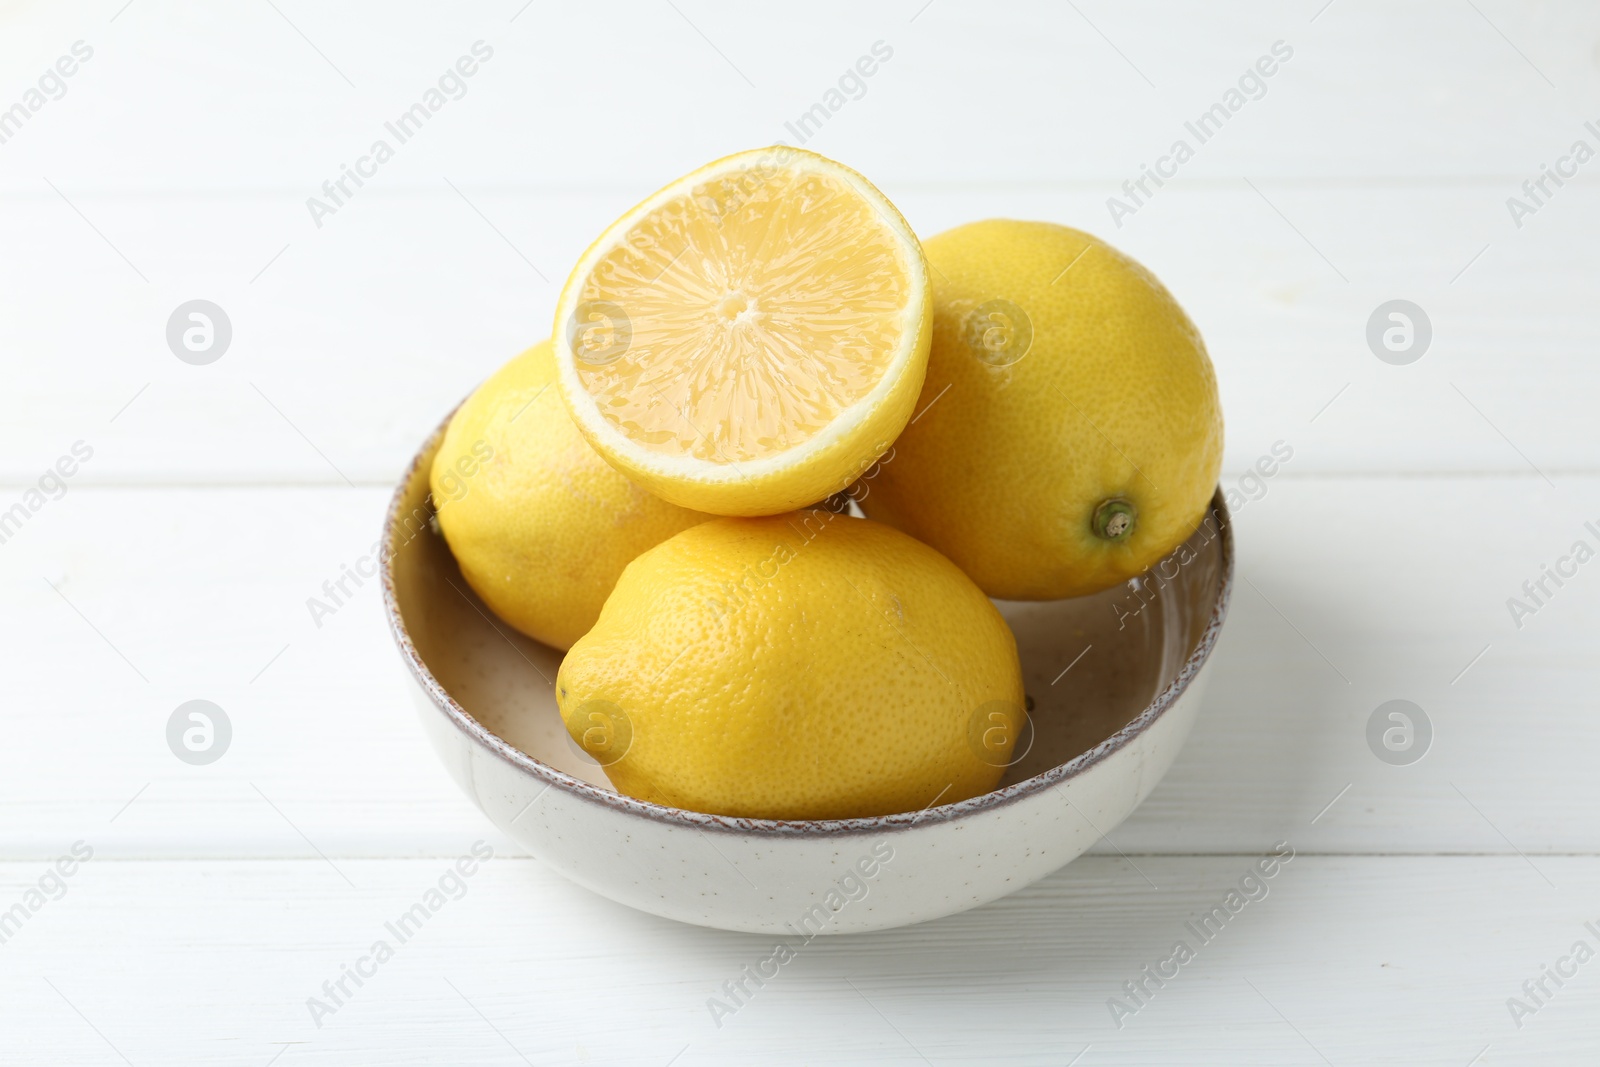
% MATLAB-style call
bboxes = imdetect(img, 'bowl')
[383,414,1233,934]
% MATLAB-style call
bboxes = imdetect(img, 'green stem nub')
[1093,498,1137,542]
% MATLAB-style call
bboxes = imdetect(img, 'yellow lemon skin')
[431,340,711,651]
[556,512,1026,820]
[859,220,1223,600]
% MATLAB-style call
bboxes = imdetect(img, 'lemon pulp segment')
[571,168,913,465]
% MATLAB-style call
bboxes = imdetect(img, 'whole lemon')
[431,340,710,650]
[859,220,1223,599]
[556,511,1026,819]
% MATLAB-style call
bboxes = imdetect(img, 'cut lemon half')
[551,146,932,516]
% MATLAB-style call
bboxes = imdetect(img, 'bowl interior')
[388,424,1227,803]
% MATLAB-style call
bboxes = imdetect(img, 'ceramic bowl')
[383,415,1233,934]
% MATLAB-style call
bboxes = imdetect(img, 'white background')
[2,0,1598,1062]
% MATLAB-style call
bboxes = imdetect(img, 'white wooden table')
[3,1,1597,1062]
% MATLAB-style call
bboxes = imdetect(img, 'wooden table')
[2,1,1596,1062]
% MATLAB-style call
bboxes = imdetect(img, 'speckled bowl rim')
[383,413,1234,838]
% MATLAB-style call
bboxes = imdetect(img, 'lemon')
[556,512,1025,819]
[551,146,932,517]
[431,340,711,651]
[858,220,1223,599]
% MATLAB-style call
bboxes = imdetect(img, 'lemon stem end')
[1092,498,1137,542]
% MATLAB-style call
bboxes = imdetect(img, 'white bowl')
[383,416,1233,934]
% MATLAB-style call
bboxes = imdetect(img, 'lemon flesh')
[431,340,711,651]
[556,513,1025,820]
[553,147,931,517]
[860,220,1224,600]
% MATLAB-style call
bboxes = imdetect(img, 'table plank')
[1,180,1595,485]
[2,475,1593,858]
[0,0,1594,192]
[0,855,1587,1064]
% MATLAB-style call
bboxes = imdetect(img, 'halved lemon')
[551,146,932,516]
